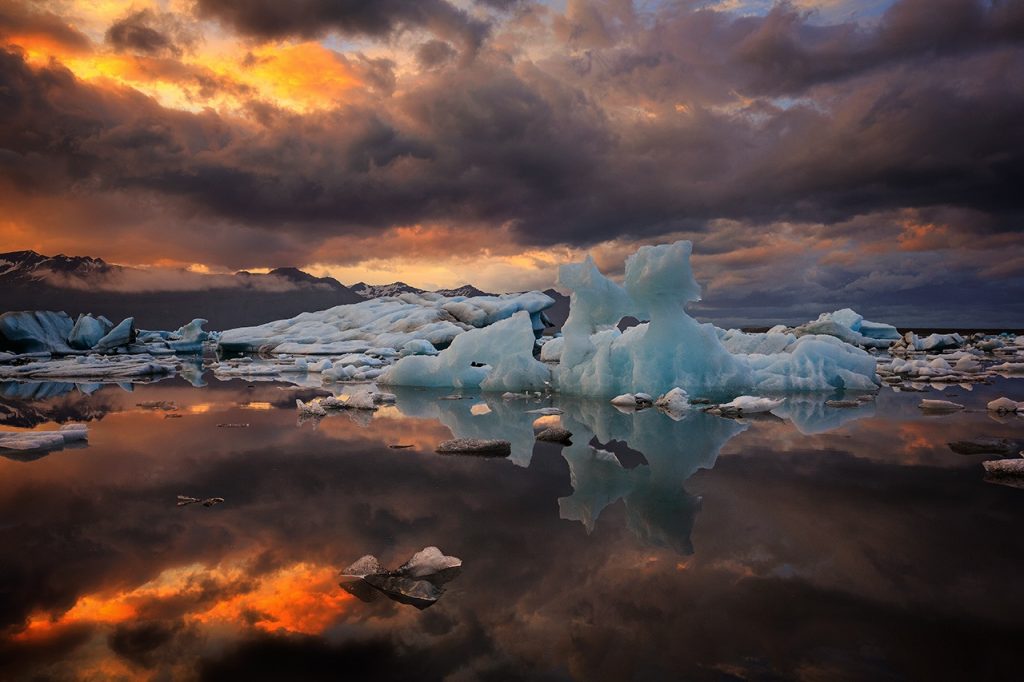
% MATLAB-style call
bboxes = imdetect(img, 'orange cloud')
[15,558,353,643]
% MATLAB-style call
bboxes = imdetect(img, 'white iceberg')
[218,290,555,355]
[791,308,899,349]
[0,423,88,453]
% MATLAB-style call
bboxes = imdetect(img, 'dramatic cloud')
[105,9,196,58]
[0,0,1022,323]
[194,0,491,54]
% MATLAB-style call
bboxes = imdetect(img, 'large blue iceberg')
[382,241,880,396]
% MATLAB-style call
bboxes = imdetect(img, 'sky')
[0,0,1022,326]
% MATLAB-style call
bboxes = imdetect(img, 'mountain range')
[0,251,567,330]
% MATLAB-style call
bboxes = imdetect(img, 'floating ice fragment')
[825,400,862,408]
[716,396,785,415]
[982,459,1024,477]
[918,399,965,412]
[395,546,462,579]
[987,397,1021,413]
[0,423,88,453]
[341,555,387,578]
[296,398,327,416]
[435,438,511,456]
[340,547,462,609]
[654,388,690,417]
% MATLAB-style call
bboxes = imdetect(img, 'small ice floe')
[340,546,462,609]
[435,438,512,457]
[296,389,385,417]
[825,400,862,408]
[610,393,654,409]
[918,399,965,413]
[372,392,396,405]
[0,423,88,453]
[987,397,1022,413]
[439,394,465,400]
[708,396,784,417]
[527,407,563,415]
[535,427,573,444]
[296,398,327,416]
[216,423,250,428]
[136,400,178,411]
[991,362,1024,375]
[948,438,1021,456]
[982,458,1024,478]
[654,388,690,416]
[388,444,414,449]
[177,495,225,507]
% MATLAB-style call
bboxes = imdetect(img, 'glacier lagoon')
[2,373,1024,679]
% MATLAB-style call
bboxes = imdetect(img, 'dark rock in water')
[825,400,861,408]
[339,578,385,603]
[435,438,511,456]
[362,575,443,609]
[948,438,1021,456]
[177,495,225,507]
[982,459,1024,477]
[688,398,712,405]
[388,444,414,449]
[536,427,573,444]
[137,400,177,411]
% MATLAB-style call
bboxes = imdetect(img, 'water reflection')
[2,376,1024,679]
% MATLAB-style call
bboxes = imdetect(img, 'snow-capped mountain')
[0,250,515,329]
[350,281,494,299]
[0,250,114,285]
[0,251,362,329]
[350,281,424,298]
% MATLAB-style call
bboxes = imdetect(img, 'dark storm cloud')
[194,0,490,54]
[4,2,1023,242]
[1,0,1023,322]
[105,9,196,57]
[416,39,457,68]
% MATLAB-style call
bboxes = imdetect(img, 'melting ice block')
[382,312,552,392]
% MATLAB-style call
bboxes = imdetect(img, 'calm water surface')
[1,376,1023,681]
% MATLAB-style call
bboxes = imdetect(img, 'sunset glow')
[0,0,1019,324]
